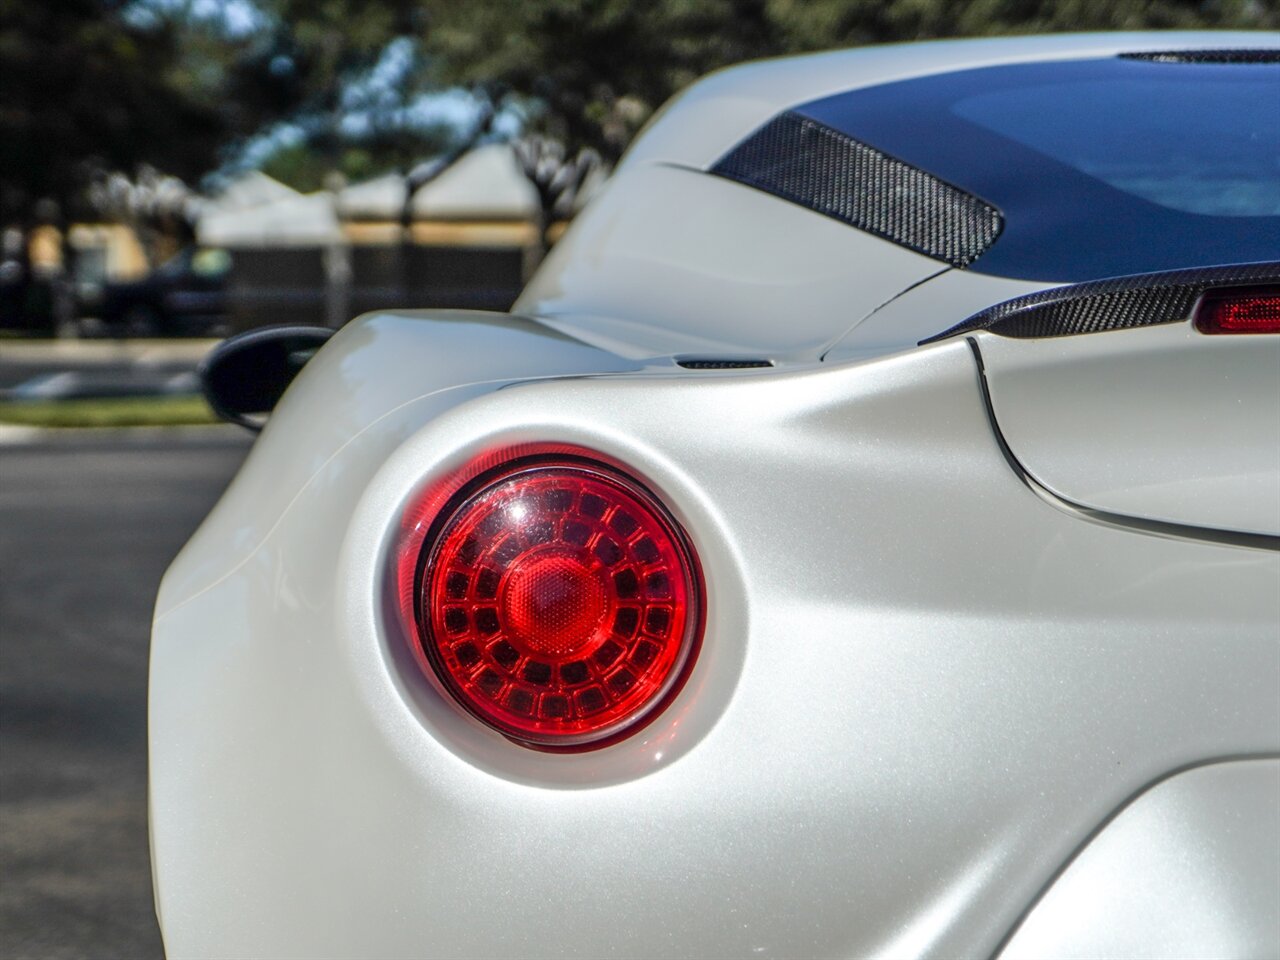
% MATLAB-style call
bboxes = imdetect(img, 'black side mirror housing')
[199,325,334,432]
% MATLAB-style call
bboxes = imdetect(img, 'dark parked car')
[83,246,231,337]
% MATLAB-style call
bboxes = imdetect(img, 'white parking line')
[0,423,248,445]
[0,424,45,445]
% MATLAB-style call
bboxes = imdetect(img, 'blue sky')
[126,0,523,186]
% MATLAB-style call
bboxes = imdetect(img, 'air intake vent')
[1120,49,1280,64]
[921,261,1280,343]
[676,358,773,369]
[712,112,1003,268]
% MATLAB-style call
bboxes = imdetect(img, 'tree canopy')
[0,0,233,223]
[423,0,1278,163]
[2,0,1274,223]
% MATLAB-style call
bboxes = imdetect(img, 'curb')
[0,339,220,364]
[0,423,250,446]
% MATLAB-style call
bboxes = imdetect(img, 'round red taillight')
[415,460,701,749]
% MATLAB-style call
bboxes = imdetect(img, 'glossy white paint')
[823,267,1053,361]
[980,322,1280,537]
[152,311,1280,959]
[155,311,640,616]
[517,163,945,361]
[999,759,1280,960]
[152,31,1280,960]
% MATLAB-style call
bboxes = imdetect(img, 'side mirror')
[200,325,334,432]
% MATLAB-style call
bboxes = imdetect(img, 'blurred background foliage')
[1,0,1275,227]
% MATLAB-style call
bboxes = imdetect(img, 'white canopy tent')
[197,189,343,248]
[337,144,540,222]
[194,144,601,248]
[199,170,299,217]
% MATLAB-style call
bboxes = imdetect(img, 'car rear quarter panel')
[515,163,945,361]
[153,310,641,617]
[151,315,1279,958]
[999,758,1280,960]
[979,324,1280,536]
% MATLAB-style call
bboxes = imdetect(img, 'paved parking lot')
[0,429,250,959]
[0,340,215,401]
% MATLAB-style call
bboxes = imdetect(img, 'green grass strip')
[0,394,220,428]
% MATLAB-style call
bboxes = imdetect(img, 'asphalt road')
[0,430,250,959]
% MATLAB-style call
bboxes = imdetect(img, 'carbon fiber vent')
[1120,49,1280,64]
[676,358,773,369]
[921,261,1280,343]
[712,112,1003,268]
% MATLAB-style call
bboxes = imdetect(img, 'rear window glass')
[952,78,1280,217]
[792,56,1280,281]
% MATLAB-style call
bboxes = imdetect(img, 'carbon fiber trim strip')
[921,261,1280,344]
[711,111,1003,268]
[1120,49,1280,64]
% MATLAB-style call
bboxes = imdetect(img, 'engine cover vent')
[712,111,1003,269]
[676,358,773,369]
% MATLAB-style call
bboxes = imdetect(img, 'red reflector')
[1195,287,1280,334]
[416,460,701,749]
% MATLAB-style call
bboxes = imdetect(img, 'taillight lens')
[1195,287,1280,334]
[415,460,701,749]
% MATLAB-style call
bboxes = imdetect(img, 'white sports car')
[152,32,1280,959]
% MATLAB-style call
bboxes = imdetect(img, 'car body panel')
[999,759,1280,960]
[155,310,641,618]
[823,267,1052,361]
[151,314,1279,958]
[979,323,1280,537]
[152,32,1280,959]
[515,163,946,361]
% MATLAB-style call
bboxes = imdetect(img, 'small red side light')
[1195,287,1280,334]
[416,460,701,749]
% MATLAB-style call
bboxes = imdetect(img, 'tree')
[223,1,462,189]
[0,0,261,332]
[423,0,1277,165]
[6,0,1273,263]
[509,135,600,270]
[419,1,776,264]
[417,0,1275,265]
[87,166,198,267]
[0,0,234,226]
[423,1,775,166]
[769,0,1278,48]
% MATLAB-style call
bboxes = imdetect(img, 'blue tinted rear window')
[795,56,1280,281]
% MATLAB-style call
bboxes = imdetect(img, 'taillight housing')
[413,458,702,750]
[1195,287,1280,334]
